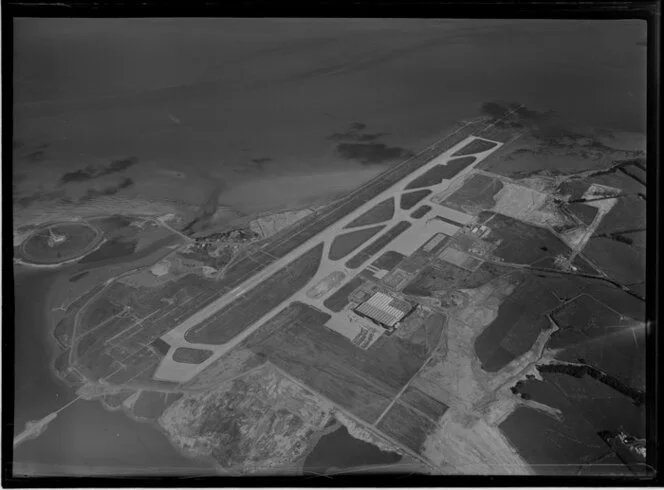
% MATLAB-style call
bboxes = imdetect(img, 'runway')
[153,130,504,383]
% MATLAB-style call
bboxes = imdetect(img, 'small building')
[353,291,413,329]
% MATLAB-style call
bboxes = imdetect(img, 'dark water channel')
[303,424,402,474]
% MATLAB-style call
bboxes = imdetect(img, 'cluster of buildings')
[342,221,497,335]
[323,207,505,345]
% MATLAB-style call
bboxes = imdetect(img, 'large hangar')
[353,291,413,329]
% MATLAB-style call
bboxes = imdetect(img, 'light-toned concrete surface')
[323,310,385,350]
[433,206,475,225]
[493,183,549,221]
[426,218,461,237]
[306,271,347,299]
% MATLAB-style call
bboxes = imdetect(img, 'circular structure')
[20,222,104,265]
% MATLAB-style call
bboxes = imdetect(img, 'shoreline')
[18,264,405,477]
[37,271,220,474]
[27,216,265,474]
[23,186,436,474]
[24,162,416,471]
[121,394,222,474]
[39,270,82,401]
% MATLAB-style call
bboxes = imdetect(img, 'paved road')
[152,216,195,243]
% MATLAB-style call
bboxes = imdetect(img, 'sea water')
[11,268,214,476]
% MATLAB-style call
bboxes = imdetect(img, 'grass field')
[344,197,395,228]
[583,237,645,284]
[534,272,645,322]
[477,130,643,180]
[371,251,406,273]
[507,366,646,476]
[400,189,432,210]
[410,205,432,219]
[77,350,125,382]
[78,296,124,336]
[151,337,171,356]
[247,303,392,422]
[547,372,645,436]
[625,230,646,248]
[172,347,214,364]
[403,261,510,297]
[590,166,646,195]
[479,211,571,265]
[101,277,243,364]
[555,324,645,391]
[559,179,590,200]
[567,202,598,225]
[346,221,412,269]
[443,173,504,214]
[185,243,323,344]
[451,138,498,156]
[399,386,449,420]
[403,264,465,296]
[212,249,273,291]
[323,276,365,312]
[538,364,644,407]
[244,302,442,424]
[185,349,268,391]
[376,401,436,454]
[404,157,476,190]
[77,237,138,265]
[51,281,108,349]
[74,313,137,378]
[474,274,559,371]
[499,405,615,475]
[328,225,386,260]
[93,215,135,234]
[594,195,645,235]
[571,255,601,275]
[69,270,90,282]
[549,294,631,349]
[105,346,160,385]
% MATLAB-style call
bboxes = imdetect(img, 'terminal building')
[353,291,413,329]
